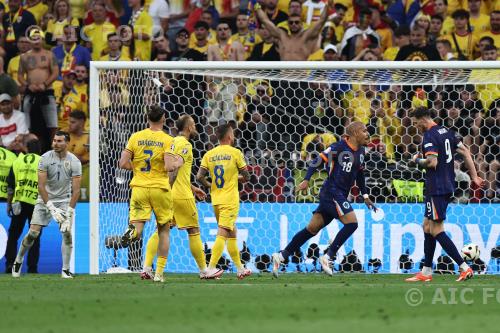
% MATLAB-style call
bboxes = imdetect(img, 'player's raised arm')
[456,142,485,188]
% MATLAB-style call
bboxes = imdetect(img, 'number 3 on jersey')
[214,165,225,188]
[141,149,153,172]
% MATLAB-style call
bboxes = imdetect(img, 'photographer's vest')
[0,147,17,199]
[12,153,41,205]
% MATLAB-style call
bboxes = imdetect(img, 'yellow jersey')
[131,10,153,61]
[54,81,88,131]
[469,14,490,34]
[82,22,116,60]
[189,29,217,49]
[442,32,479,60]
[200,145,246,206]
[69,132,89,165]
[479,31,500,51]
[125,129,175,190]
[7,55,21,84]
[172,136,194,200]
[24,2,48,24]
[46,17,80,43]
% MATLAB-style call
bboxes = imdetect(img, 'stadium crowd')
[0,0,499,210]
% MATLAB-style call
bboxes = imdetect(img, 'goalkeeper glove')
[46,200,67,224]
[60,207,75,233]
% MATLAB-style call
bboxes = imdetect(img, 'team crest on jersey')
[64,161,71,170]
[182,148,188,155]
[171,144,175,151]
[343,202,350,209]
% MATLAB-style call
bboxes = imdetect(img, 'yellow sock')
[227,238,243,270]
[144,232,159,268]
[208,236,226,269]
[189,232,207,271]
[155,256,167,276]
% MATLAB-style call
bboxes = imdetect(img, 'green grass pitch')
[1,273,499,333]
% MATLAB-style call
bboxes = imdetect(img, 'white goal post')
[89,61,500,275]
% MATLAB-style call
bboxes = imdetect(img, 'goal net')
[89,62,500,275]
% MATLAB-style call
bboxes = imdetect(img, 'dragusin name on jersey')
[137,140,164,148]
[209,154,232,162]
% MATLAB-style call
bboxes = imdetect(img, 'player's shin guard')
[61,232,73,270]
[282,228,315,260]
[326,223,358,259]
[208,235,226,268]
[155,256,167,277]
[15,230,40,263]
[423,233,436,271]
[145,232,159,268]
[227,238,243,270]
[434,231,465,266]
[188,232,207,271]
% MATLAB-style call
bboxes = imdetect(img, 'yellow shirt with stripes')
[172,136,194,200]
[125,128,175,190]
[200,145,246,206]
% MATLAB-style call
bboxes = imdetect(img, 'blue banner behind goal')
[0,203,498,274]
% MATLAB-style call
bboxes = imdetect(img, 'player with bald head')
[272,121,377,277]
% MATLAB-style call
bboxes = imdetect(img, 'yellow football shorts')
[129,187,173,225]
[213,204,239,231]
[173,199,199,229]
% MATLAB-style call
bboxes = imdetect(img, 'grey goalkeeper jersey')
[38,150,82,202]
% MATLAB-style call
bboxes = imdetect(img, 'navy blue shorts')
[425,194,452,221]
[313,192,354,224]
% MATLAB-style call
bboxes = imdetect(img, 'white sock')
[278,252,285,262]
[323,253,332,261]
[422,266,433,276]
[459,262,469,272]
[62,232,73,270]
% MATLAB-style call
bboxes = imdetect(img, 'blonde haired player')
[196,124,251,279]
[141,115,213,279]
[119,106,182,282]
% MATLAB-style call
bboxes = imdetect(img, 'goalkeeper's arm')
[38,170,50,204]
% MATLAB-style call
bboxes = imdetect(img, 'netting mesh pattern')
[96,68,500,274]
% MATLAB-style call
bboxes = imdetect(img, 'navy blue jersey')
[422,125,460,195]
[319,140,366,198]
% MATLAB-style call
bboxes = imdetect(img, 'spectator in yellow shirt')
[480,44,498,60]
[189,11,218,48]
[434,0,455,36]
[383,25,410,61]
[128,0,153,60]
[24,0,48,24]
[190,20,214,55]
[301,133,337,160]
[478,10,500,47]
[228,13,262,59]
[82,1,116,59]
[99,32,132,61]
[468,0,490,33]
[7,36,31,86]
[442,9,479,59]
[45,0,80,46]
[53,70,88,131]
[68,110,89,201]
